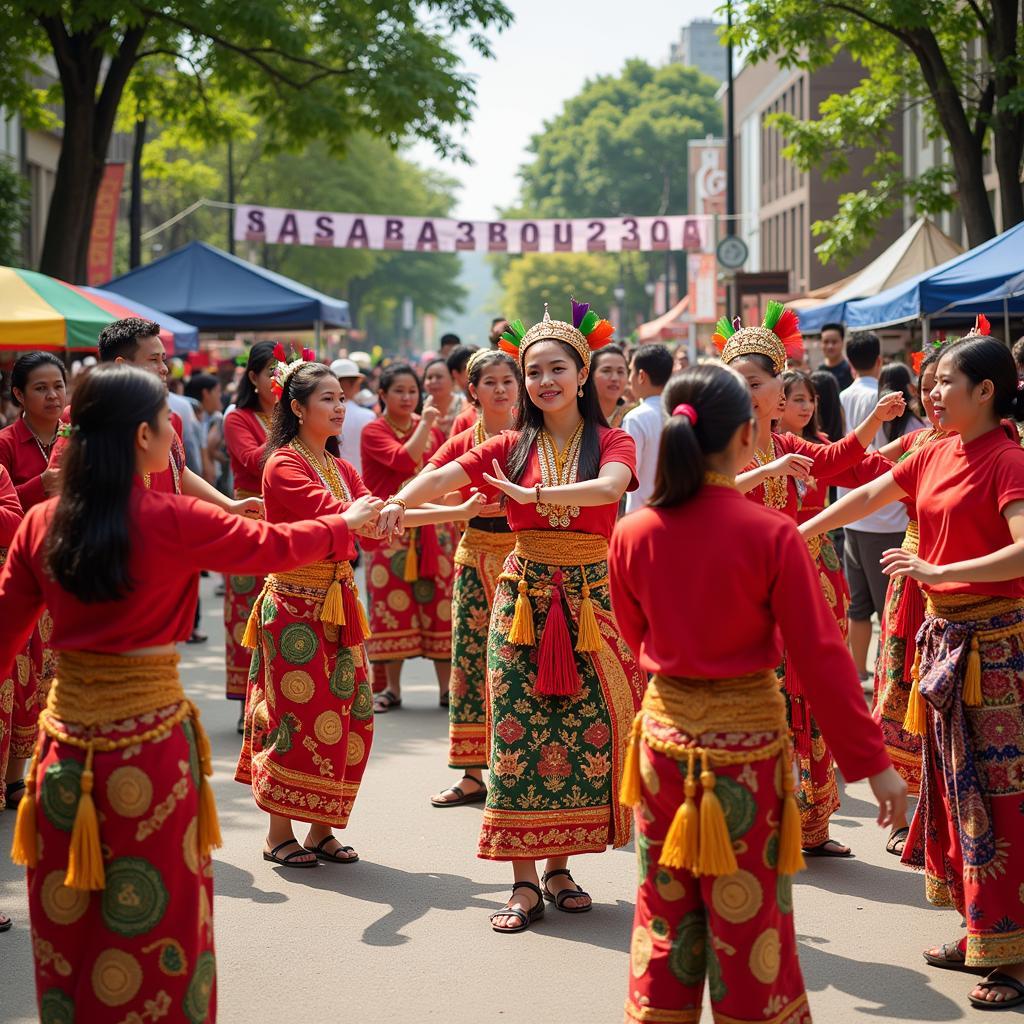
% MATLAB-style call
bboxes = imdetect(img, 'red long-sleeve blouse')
[0,417,49,509]
[224,407,271,495]
[608,482,889,783]
[261,446,369,562]
[0,465,23,550]
[0,491,352,671]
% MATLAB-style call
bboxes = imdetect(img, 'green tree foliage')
[502,60,721,327]
[728,0,1024,263]
[0,1,512,281]
[501,254,619,325]
[0,157,29,267]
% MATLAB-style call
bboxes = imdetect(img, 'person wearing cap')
[331,358,376,475]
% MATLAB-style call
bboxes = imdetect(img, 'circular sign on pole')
[716,234,748,270]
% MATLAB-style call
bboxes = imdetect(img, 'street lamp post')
[614,282,626,337]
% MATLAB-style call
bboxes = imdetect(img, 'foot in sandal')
[542,869,592,913]
[489,881,544,933]
[969,964,1024,1010]
[923,937,988,975]
[263,838,318,868]
[303,832,358,863]
[430,773,486,807]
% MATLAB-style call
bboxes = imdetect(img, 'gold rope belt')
[269,559,355,601]
[620,668,803,879]
[454,526,516,569]
[926,592,1024,624]
[235,488,260,500]
[513,529,608,566]
[903,519,919,554]
[12,651,221,891]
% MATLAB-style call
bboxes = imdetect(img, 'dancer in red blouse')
[360,363,455,712]
[0,364,373,1022]
[801,333,1024,1010]
[717,306,903,856]
[379,300,646,933]
[222,341,278,715]
[609,363,905,1024]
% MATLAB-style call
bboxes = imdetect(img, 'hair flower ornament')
[270,343,316,398]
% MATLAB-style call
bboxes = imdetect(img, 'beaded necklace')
[751,435,788,510]
[383,413,415,439]
[536,420,584,528]
[703,471,736,489]
[256,410,273,436]
[23,415,57,462]
[290,438,351,502]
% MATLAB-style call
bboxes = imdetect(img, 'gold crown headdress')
[499,299,614,370]
[713,301,804,375]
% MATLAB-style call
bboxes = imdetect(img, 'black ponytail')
[942,335,1024,422]
[649,365,753,508]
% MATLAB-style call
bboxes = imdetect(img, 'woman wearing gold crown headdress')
[716,303,906,856]
[378,300,645,932]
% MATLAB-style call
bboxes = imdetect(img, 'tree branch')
[136,47,218,123]
[820,2,915,46]
[94,23,149,151]
[972,79,995,144]
[963,0,990,34]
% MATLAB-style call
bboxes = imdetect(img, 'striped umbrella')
[0,266,199,352]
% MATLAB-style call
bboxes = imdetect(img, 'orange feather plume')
[911,350,925,375]
[585,319,614,348]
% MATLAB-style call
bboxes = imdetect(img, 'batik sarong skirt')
[12,611,57,758]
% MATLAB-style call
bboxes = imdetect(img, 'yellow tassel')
[356,594,372,640]
[320,579,346,627]
[10,746,40,869]
[777,749,806,876]
[696,751,738,877]
[903,649,928,736]
[619,715,644,807]
[191,705,222,857]
[65,745,105,890]
[660,748,700,873]
[963,635,982,707]
[241,584,266,650]
[508,579,535,645]
[575,579,603,653]
[403,530,419,582]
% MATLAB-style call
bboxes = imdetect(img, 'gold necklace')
[23,415,57,462]
[536,421,584,528]
[750,436,788,510]
[383,413,414,439]
[256,410,273,435]
[290,438,351,501]
[473,418,493,447]
[703,471,736,489]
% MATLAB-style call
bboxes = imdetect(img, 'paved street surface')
[0,578,1004,1022]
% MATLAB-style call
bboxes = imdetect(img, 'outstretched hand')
[765,453,814,483]
[233,496,265,520]
[868,767,908,829]
[880,547,944,585]
[873,391,906,423]
[482,459,534,505]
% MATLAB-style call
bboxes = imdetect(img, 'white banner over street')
[234,204,715,255]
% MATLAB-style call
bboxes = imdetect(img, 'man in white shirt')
[331,358,376,474]
[622,343,674,514]
[838,331,907,679]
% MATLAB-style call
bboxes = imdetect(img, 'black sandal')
[541,869,593,914]
[0,912,11,933]
[430,776,487,808]
[263,839,318,869]
[373,690,402,714]
[303,836,358,864]
[802,839,853,858]
[4,779,25,809]
[886,826,909,856]
[489,881,545,934]
[439,693,450,708]
[923,939,989,976]
[969,972,1024,1010]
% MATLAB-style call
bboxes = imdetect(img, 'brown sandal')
[923,938,988,975]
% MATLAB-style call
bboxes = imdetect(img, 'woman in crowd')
[800,333,1024,1009]
[609,364,905,1024]
[717,305,904,856]
[809,369,845,442]
[377,301,647,933]
[878,362,927,444]
[0,363,375,1021]
[422,357,466,438]
[591,344,635,429]
[222,341,278,725]
[0,352,66,803]
[360,364,456,712]
[423,350,520,808]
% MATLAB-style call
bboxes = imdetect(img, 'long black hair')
[649,364,753,508]
[45,365,167,602]
[264,362,341,460]
[782,370,822,443]
[809,370,844,442]
[940,334,1024,422]
[10,351,66,407]
[878,362,917,440]
[506,340,608,484]
[235,341,277,411]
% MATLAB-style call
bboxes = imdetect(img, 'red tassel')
[534,575,580,697]
[892,578,925,683]
[339,583,365,648]
[418,524,440,578]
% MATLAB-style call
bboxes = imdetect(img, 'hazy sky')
[410,0,724,218]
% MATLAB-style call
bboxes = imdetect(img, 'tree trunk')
[129,117,146,268]
[989,0,1024,232]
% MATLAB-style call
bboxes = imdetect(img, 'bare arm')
[735,454,814,494]
[403,404,441,463]
[853,392,906,449]
[798,471,908,538]
[881,501,1024,585]
[182,466,262,518]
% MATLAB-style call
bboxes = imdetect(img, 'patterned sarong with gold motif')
[448,524,514,768]
[623,672,812,1024]
[13,651,218,1023]
[235,559,374,827]
[479,530,645,860]
[902,593,1024,968]
[223,487,264,701]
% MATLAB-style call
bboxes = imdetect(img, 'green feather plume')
[578,310,600,336]
[762,300,784,332]
[714,316,736,339]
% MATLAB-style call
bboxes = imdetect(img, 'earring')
[298,416,304,425]
[577,385,584,398]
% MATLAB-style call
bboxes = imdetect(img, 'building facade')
[669,19,727,84]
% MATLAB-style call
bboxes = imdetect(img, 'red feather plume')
[974,314,990,337]
[272,343,287,363]
[302,347,316,362]
[712,332,729,353]
[772,308,804,363]
[498,339,520,357]
[910,350,925,375]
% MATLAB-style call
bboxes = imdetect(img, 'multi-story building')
[728,49,905,296]
[669,19,727,84]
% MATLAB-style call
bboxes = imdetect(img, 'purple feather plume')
[571,299,590,330]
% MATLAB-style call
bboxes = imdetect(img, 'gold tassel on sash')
[619,715,644,808]
[696,750,737,876]
[66,744,104,890]
[191,703,223,857]
[320,578,347,627]
[963,636,982,707]
[903,649,927,736]
[356,594,372,640]
[575,567,603,653]
[403,529,419,582]
[777,745,806,876]
[241,583,268,650]
[509,579,536,645]
[10,742,40,869]
[263,560,366,640]
[661,748,699,873]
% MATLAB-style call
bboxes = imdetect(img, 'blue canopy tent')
[104,242,350,342]
[843,221,1024,335]
[81,285,200,352]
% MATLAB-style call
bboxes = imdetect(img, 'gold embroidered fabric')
[454,527,515,568]
[513,529,607,566]
[536,422,584,527]
[751,436,787,510]
[289,438,352,501]
[903,519,919,554]
[270,559,356,602]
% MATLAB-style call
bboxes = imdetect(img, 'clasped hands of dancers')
[1,301,1022,1022]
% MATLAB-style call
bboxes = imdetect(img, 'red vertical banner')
[86,163,126,285]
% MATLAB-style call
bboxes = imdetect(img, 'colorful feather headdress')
[909,315,990,374]
[499,299,614,370]
[270,342,316,398]
[712,301,804,375]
